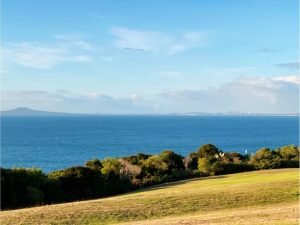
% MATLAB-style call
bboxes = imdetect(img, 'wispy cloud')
[276,62,299,70]
[53,34,94,50]
[3,42,93,69]
[110,27,206,54]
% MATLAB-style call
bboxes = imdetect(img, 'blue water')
[1,116,299,172]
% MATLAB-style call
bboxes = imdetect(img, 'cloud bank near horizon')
[2,75,298,114]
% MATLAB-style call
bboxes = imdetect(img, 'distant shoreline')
[1,107,299,117]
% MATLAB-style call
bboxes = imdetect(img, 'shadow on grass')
[132,175,228,193]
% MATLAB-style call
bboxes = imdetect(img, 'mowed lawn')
[0,169,299,225]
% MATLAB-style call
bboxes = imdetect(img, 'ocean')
[1,116,299,172]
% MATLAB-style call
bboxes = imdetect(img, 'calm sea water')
[1,116,299,172]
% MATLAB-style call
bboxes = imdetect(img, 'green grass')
[0,169,299,225]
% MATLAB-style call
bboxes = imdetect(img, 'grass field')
[0,169,299,225]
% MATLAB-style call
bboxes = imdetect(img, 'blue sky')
[1,0,299,113]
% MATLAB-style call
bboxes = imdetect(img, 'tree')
[278,145,299,161]
[101,158,121,177]
[142,155,168,176]
[222,152,245,164]
[48,166,102,201]
[1,168,47,209]
[159,150,184,172]
[198,156,224,175]
[250,148,281,169]
[118,158,141,178]
[123,153,151,165]
[197,144,220,158]
[196,144,225,175]
[85,159,103,170]
[184,152,198,170]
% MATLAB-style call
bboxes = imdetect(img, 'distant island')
[0,107,88,117]
[1,107,299,117]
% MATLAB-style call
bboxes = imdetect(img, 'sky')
[1,0,299,114]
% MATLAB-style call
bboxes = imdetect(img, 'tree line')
[1,144,299,210]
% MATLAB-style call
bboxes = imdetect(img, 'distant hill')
[0,107,85,117]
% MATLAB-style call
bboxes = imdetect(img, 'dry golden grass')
[0,169,299,225]
[120,202,299,225]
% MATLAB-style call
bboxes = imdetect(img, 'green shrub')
[197,144,220,158]
[101,158,121,177]
[119,159,142,178]
[49,166,102,201]
[223,152,246,164]
[42,178,64,204]
[142,155,168,176]
[196,144,225,175]
[1,168,47,209]
[85,159,103,170]
[278,145,299,161]
[26,186,44,205]
[198,157,224,175]
[222,162,255,174]
[184,152,199,170]
[123,153,151,165]
[250,148,282,169]
[159,150,184,172]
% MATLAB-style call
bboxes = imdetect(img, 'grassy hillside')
[0,169,299,225]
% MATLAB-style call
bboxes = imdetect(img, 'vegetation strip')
[1,144,299,210]
[0,169,298,225]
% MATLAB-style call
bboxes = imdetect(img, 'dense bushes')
[249,145,300,169]
[249,148,281,169]
[1,168,47,209]
[1,144,299,210]
[48,166,103,201]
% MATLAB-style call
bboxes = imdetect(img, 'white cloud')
[273,75,300,84]
[129,94,143,102]
[110,27,168,52]
[53,34,94,50]
[3,42,93,69]
[1,90,153,114]
[110,27,205,54]
[3,43,67,69]
[276,62,299,70]
[2,76,298,114]
[158,76,299,114]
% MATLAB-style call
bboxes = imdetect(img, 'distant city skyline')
[1,0,299,114]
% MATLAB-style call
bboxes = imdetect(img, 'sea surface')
[1,116,299,172]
